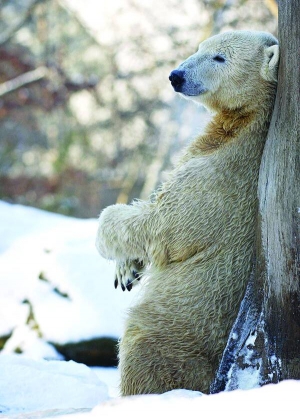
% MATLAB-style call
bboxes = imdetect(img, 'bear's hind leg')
[119,331,168,396]
[118,324,215,395]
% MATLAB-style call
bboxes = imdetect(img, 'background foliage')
[0,0,277,217]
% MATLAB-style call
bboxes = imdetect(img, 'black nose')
[169,70,185,90]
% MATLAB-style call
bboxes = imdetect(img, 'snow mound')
[0,354,109,415]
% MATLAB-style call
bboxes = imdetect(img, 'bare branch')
[0,67,48,98]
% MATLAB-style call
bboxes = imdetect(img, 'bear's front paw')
[115,260,144,292]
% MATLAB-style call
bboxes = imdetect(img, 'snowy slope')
[0,200,139,354]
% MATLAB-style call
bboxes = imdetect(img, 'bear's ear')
[261,44,280,82]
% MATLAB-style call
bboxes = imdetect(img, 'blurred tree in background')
[0,0,277,218]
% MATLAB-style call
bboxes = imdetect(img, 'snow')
[2,325,64,360]
[0,200,299,417]
[0,354,108,415]
[78,380,299,418]
[10,379,296,419]
[92,367,120,398]
[0,200,139,350]
[42,381,297,419]
[0,353,299,418]
[226,330,261,391]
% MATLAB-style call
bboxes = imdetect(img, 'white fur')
[96,30,279,395]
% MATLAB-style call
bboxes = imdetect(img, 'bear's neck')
[187,93,276,157]
[195,107,256,154]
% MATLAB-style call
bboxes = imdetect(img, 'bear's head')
[169,30,279,112]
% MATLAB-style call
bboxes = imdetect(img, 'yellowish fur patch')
[191,108,255,155]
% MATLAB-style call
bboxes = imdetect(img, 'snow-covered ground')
[0,201,299,417]
[0,200,139,352]
[0,200,131,413]
[0,354,108,415]
[0,353,299,418]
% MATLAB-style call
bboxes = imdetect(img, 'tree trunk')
[260,0,300,380]
[211,0,300,392]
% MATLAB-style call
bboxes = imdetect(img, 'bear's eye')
[213,55,225,63]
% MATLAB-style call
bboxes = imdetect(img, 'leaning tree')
[211,0,300,392]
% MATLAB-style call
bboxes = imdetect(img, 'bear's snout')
[169,70,185,92]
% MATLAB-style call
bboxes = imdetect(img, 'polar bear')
[96,30,279,395]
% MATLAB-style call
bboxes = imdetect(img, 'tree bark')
[211,0,300,392]
[260,0,300,380]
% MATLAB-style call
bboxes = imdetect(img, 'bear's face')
[169,31,279,111]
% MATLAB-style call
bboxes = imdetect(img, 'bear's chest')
[152,154,258,264]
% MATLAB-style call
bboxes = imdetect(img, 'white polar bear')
[96,30,279,395]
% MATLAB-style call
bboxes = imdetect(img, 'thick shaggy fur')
[96,31,279,395]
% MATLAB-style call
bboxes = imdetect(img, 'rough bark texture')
[260,0,300,380]
[211,0,300,392]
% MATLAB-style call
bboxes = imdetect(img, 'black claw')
[133,271,140,281]
[121,283,126,292]
[126,282,132,291]
[114,277,118,289]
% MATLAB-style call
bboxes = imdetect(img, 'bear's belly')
[131,239,253,352]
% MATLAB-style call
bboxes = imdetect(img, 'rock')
[53,337,118,367]
[0,333,12,350]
